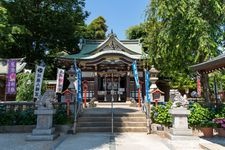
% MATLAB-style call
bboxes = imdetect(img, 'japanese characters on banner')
[33,65,45,99]
[76,68,82,103]
[6,59,17,95]
[145,69,151,103]
[132,60,140,89]
[197,75,201,97]
[74,59,82,103]
[56,68,65,93]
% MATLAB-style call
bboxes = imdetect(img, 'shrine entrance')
[98,72,127,102]
[59,33,145,103]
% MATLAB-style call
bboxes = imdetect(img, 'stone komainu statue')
[171,92,189,108]
[35,90,55,109]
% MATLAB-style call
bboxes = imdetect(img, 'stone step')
[76,127,147,132]
[95,102,130,106]
[78,117,146,122]
[81,113,145,117]
[77,122,147,127]
[77,105,147,132]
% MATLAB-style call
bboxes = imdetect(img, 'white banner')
[33,65,45,99]
[56,68,65,93]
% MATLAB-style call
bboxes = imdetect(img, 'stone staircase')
[76,103,147,132]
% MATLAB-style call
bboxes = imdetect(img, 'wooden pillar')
[202,73,210,104]
[126,66,130,101]
[94,66,98,100]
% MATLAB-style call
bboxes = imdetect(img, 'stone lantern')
[149,65,159,90]
[149,66,165,106]
[67,65,76,90]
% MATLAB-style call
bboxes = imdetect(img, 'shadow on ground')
[200,135,225,146]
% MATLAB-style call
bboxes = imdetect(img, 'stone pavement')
[0,133,169,150]
[0,132,225,150]
[55,133,169,150]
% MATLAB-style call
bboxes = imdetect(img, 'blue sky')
[84,0,149,39]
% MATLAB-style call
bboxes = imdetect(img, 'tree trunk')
[201,73,210,104]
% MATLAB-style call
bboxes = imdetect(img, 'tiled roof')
[190,53,225,73]
[61,34,144,60]
[0,58,26,75]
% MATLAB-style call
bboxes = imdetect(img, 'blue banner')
[145,70,151,103]
[74,59,82,103]
[76,68,82,103]
[132,60,140,89]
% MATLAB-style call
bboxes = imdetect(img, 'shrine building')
[59,33,147,102]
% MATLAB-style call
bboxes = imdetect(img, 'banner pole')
[138,88,141,107]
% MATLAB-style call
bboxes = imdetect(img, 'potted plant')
[213,118,225,137]
[188,103,215,137]
[214,104,225,137]
[200,120,215,137]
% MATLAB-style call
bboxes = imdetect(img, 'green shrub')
[53,105,73,125]
[15,108,36,125]
[215,104,225,118]
[0,104,73,126]
[151,101,173,127]
[188,103,215,128]
[0,107,36,125]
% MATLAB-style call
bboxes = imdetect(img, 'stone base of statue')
[26,109,59,141]
[165,107,199,149]
[169,108,192,136]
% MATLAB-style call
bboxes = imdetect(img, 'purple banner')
[6,59,17,95]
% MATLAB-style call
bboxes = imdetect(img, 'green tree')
[16,73,46,101]
[0,5,28,57]
[144,0,225,89]
[2,0,88,68]
[126,23,147,40]
[85,16,107,39]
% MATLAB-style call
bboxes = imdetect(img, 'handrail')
[73,101,83,134]
[142,102,151,134]
[111,92,114,134]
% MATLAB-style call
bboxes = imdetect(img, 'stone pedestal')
[26,109,59,141]
[169,108,192,136]
[165,108,199,149]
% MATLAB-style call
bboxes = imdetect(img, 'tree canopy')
[142,0,225,89]
[0,5,28,58]
[1,0,88,67]
[84,16,108,39]
[126,23,147,40]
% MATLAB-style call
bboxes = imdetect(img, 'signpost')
[152,89,164,107]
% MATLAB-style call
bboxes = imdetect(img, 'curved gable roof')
[88,34,141,55]
[62,33,144,60]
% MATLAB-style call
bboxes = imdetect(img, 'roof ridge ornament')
[107,29,117,38]
[78,38,84,50]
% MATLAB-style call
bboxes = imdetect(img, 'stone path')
[55,133,169,150]
[0,133,225,150]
